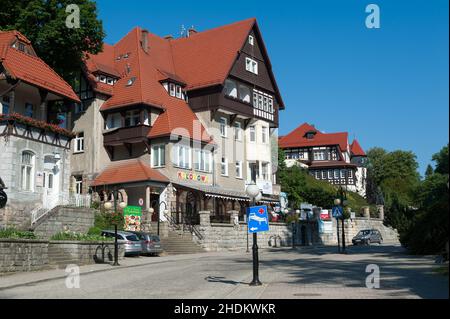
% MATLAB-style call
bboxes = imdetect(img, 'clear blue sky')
[96,0,449,175]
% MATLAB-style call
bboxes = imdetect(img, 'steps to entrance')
[161,230,205,255]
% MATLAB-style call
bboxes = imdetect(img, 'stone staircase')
[161,230,206,255]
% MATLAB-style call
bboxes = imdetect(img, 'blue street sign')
[247,205,270,234]
[332,206,343,218]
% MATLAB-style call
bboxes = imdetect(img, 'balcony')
[103,125,151,146]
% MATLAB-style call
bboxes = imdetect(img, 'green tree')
[425,164,434,178]
[0,0,105,79]
[432,143,449,175]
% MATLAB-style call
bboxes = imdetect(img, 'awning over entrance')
[173,180,279,203]
[91,159,169,187]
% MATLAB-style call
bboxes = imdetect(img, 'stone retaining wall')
[0,239,49,273]
[192,211,399,252]
[0,239,124,273]
[33,207,95,239]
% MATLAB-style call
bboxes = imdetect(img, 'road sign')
[332,206,343,218]
[138,198,144,206]
[247,205,270,234]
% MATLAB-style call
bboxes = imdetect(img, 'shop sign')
[177,171,209,183]
[123,206,142,231]
[320,209,330,220]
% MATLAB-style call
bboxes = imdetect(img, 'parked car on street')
[101,230,142,256]
[352,229,383,245]
[128,231,163,256]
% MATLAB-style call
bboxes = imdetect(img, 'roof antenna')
[180,25,186,38]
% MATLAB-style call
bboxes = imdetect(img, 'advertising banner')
[124,206,142,231]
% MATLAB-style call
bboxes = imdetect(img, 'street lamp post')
[149,200,168,236]
[104,189,127,266]
[246,183,262,287]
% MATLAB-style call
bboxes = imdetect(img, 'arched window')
[224,79,237,98]
[21,151,35,191]
[239,85,251,103]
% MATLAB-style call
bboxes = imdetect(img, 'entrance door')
[185,191,199,225]
[42,171,57,209]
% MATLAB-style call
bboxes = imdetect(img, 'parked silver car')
[101,230,142,256]
[129,231,163,256]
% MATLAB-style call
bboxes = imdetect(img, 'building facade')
[71,19,285,224]
[279,123,367,197]
[0,31,80,223]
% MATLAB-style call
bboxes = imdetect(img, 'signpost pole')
[336,214,341,253]
[113,190,119,266]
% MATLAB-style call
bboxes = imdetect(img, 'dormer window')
[305,131,317,139]
[18,42,25,52]
[169,83,176,96]
[99,75,107,83]
[107,77,114,85]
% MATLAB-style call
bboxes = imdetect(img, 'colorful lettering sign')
[123,205,142,232]
[177,171,209,184]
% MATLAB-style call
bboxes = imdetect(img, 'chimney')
[141,29,149,53]
[164,35,174,40]
[188,28,197,37]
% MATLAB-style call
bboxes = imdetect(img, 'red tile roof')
[82,18,280,143]
[0,31,80,102]
[170,18,255,90]
[91,159,169,187]
[279,123,349,151]
[350,139,366,156]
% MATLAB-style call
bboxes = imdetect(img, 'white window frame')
[249,126,256,143]
[176,85,182,99]
[20,151,35,192]
[245,57,258,74]
[248,35,254,46]
[173,145,191,169]
[236,161,243,179]
[194,149,212,172]
[234,122,242,141]
[261,126,268,144]
[261,162,269,181]
[219,117,227,138]
[340,169,346,179]
[151,145,165,168]
[99,75,107,83]
[75,176,83,194]
[169,83,176,97]
[221,157,228,176]
[74,132,84,153]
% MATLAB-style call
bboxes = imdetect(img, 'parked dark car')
[128,231,163,256]
[101,230,142,256]
[352,229,383,245]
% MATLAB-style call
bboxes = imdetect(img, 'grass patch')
[50,231,113,242]
[0,228,36,239]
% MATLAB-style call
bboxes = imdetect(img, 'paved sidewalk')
[0,251,240,290]
[0,245,447,299]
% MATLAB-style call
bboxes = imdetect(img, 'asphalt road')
[0,245,448,299]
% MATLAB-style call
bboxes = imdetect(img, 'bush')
[0,228,36,239]
[50,231,112,242]
[93,210,124,231]
[87,226,102,235]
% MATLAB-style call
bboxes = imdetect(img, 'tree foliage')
[278,165,371,213]
[365,147,420,231]
[0,0,105,79]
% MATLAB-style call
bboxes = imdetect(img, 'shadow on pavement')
[235,245,449,299]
